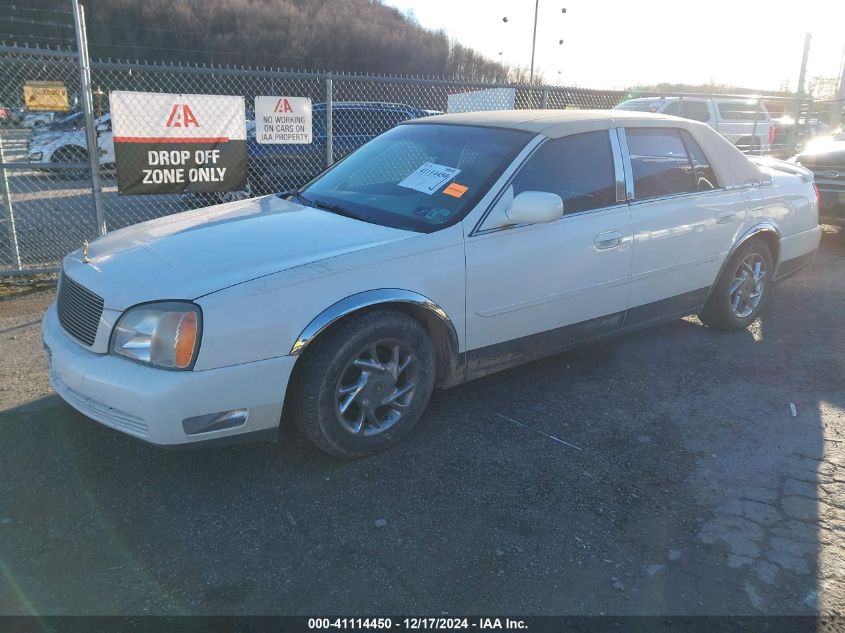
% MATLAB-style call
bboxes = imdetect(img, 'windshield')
[299,123,532,232]
[615,99,663,112]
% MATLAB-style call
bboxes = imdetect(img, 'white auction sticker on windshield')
[398,162,461,195]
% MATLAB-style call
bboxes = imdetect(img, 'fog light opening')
[182,409,249,435]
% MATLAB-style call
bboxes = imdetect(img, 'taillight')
[813,182,820,208]
[769,124,776,145]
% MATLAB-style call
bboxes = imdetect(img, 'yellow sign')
[23,81,69,112]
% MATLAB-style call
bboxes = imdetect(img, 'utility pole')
[789,33,811,153]
[832,44,845,129]
[529,0,540,84]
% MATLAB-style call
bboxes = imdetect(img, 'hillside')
[0,0,514,80]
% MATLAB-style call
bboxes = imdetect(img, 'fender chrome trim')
[703,222,781,306]
[290,288,458,356]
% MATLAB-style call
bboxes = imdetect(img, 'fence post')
[541,89,549,109]
[0,131,22,270]
[325,75,334,168]
[71,0,107,236]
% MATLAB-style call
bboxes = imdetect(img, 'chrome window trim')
[616,128,635,200]
[618,126,737,202]
[471,201,631,237]
[471,130,624,236]
[469,134,547,237]
[609,128,627,203]
[625,186,734,206]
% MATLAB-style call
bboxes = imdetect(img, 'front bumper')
[42,304,296,446]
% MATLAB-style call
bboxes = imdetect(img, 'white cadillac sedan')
[42,110,821,457]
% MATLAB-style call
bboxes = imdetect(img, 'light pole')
[504,5,566,84]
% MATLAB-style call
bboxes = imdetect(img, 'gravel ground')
[0,229,843,616]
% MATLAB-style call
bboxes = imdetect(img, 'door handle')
[594,231,623,250]
[716,211,736,224]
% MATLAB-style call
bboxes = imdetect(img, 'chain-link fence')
[0,42,828,275]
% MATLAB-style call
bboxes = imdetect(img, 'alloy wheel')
[730,252,767,318]
[334,339,418,436]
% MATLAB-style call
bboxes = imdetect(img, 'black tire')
[52,146,88,180]
[291,308,436,458]
[700,238,774,331]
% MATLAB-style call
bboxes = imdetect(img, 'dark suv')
[247,101,439,194]
[790,130,845,226]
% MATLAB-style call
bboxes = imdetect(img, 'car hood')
[62,195,415,310]
[795,140,845,166]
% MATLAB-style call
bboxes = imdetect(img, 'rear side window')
[626,128,696,199]
[717,101,761,120]
[681,101,710,122]
[662,101,680,116]
[680,130,719,191]
[512,131,616,214]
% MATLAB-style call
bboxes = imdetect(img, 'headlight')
[28,152,43,161]
[110,302,201,370]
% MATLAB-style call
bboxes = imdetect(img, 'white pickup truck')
[615,96,775,153]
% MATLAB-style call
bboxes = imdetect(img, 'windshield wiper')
[291,190,369,223]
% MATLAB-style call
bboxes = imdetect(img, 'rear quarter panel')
[745,170,820,264]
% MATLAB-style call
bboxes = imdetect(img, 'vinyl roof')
[411,109,765,187]
[412,108,683,137]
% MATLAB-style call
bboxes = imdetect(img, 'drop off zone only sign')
[111,91,247,195]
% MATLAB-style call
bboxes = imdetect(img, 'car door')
[464,130,633,373]
[621,126,745,325]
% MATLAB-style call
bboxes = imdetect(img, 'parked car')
[43,110,820,456]
[27,113,113,175]
[247,101,440,194]
[789,129,845,226]
[615,96,774,153]
[772,117,833,155]
[30,110,83,139]
[7,106,27,126]
[23,111,60,128]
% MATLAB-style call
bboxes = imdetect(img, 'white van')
[615,97,774,153]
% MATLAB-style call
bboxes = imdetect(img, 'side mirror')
[505,191,564,225]
[96,123,109,133]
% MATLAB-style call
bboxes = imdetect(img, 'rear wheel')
[700,238,773,331]
[291,309,436,458]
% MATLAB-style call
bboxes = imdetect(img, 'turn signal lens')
[175,311,198,369]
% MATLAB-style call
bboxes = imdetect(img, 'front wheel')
[291,309,436,457]
[700,238,773,331]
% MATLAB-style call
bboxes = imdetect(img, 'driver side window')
[511,131,616,215]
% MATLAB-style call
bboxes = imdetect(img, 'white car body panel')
[28,114,113,165]
[42,110,822,446]
[465,203,632,350]
[64,195,416,315]
[628,188,747,307]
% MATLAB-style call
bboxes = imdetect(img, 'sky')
[383,0,845,94]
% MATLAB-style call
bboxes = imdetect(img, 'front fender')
[290,288,458,356]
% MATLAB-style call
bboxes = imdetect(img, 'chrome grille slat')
[57,272,104,347]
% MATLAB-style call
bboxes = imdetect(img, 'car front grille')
[807,165,845,192]
[57,272,104,346]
